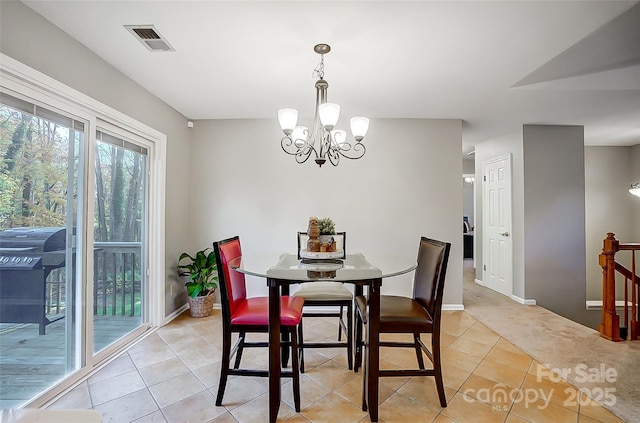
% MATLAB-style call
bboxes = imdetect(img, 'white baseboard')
[443,304,465,311]
[163,303,189,326]
[585,300,636,310]
[162,302,222,327]
[475,278,535,305]
[510,295,537,305]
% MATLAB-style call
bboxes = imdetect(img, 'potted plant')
[177,248,218,317]
[318,217,337,251]
[318,217,335,236]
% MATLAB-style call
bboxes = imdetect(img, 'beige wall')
[463,158,475,229]
[632,145,640,240]
[0,0,192,317]
[463,158,475,174]
[522,125,590,326]
[189,118,464,306]
[585,146,637,302]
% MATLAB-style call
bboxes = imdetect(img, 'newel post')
[599,232,622,341]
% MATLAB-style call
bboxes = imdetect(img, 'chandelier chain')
[312,54,325,80]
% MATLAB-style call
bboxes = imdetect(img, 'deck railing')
[599,233,639,341]
[46,242,142,317]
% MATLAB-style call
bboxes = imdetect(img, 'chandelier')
[278,44,369,167]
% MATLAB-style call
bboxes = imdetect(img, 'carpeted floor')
[463,261,640,423]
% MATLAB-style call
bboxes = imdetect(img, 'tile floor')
[45,307,626,423]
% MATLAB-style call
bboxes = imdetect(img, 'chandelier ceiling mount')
[313,43,331,55]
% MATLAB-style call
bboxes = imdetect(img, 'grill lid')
[0,227,66,253]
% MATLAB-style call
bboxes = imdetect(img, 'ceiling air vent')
[124,25,175,52]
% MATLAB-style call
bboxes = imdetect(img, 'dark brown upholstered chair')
[354,236,451,408]
[293,232,353,372]
[213,236,305,411]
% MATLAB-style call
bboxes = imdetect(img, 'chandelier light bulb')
[319,103,340,131]
[291,126,308,147]
[278,108,298,135]
[350,117,370,142]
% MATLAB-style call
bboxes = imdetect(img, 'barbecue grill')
[0,227,67,334]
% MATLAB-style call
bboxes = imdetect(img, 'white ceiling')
[21,0,640,154]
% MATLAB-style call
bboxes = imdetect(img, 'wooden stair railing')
[599,233,640,341]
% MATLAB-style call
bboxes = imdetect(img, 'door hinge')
[146,268,150,277]
[483,175,486,182]
[483,264,486,271]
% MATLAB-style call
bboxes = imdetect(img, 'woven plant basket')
[187,289,215,318]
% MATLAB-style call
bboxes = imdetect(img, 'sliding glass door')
[0,94,85,408]
[0,92,152,407]
[93,130,148,354]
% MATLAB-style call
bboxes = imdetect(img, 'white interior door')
[483,154,512,296]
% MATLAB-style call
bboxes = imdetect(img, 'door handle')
[500,232,510,237]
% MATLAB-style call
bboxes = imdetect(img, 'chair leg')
[233,332,245,369]
[281,325,290,368]
[298,319,305,373]
[338,305,344,341]
[432,333,447,407]
[216,328,232,406]
[414,333,425,370]
[290,327,301,412]
[361,335,368,412]
[347,301,353,370]
[354,307,363,373]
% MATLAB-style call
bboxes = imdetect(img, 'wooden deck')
[0,315,141,409]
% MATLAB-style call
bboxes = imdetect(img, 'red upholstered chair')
[212,236,305,411]
[354,236,451,408]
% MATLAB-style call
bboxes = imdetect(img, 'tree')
[1,107,71,228]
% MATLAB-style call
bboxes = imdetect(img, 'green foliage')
[95,142,145,243]
[177,248,219,298]
[0,107,74,228]
[318,217,336,235]
[0,173,17,225]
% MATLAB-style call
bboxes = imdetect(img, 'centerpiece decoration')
[307,216,337,252]
[300,217,344,265]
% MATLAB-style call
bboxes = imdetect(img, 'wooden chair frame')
[213,236,302,411]
[354,236,451,408]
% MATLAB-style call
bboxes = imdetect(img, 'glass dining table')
[229,252,417,423]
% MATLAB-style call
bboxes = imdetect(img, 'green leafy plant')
[318,217,336,235]
[177,248,218,298]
